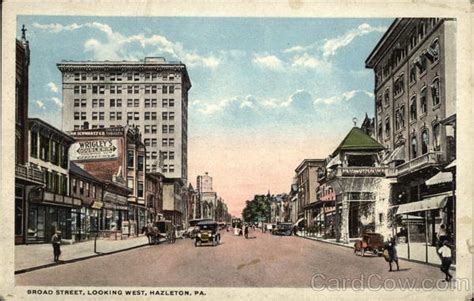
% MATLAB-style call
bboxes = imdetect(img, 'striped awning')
[445,160,456,169]
[425,171,453,186]
[384,144,406,164]
[326,154,341,169]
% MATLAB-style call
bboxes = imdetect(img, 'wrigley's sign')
[70,139,119,161]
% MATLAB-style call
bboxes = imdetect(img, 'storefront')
[27,191,82,243]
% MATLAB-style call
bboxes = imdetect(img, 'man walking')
[438,240,453,281]
[244,224,249,239]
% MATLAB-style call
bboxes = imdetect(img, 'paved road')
[16,229,452,288]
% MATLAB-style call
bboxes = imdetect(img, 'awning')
[425,171,453,186]
[445,160,456,169]
[384,144,406,164]
[396,194,449,215]
[326,154,341,169]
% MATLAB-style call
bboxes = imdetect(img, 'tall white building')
[57,57,191,182]
[196,172,213,193]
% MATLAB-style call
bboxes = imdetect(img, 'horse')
[144,223,160,245]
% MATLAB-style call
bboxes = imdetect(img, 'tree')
[242,195,271,223]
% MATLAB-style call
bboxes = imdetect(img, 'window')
[152,73,157,80]
[81,73,86,80]
[144,112,150,120]
[134,72,140,81]
[117,86,122,94]
[151,99,157,107]
[169,151,175,160]
[169,138,175,147]
[85,182,90,197]
[138,182,144,198]
[110,73,116,81]
[127,85,133,94]
[145,86,151,94]
[162,112,168,120]
[110,99,116,107]
[151,151,158,160]
[116,99,122,107]
[99,86,105,94]
[399,105,405,129]
[162,151,168,160]
[410,96,417,120]
[117,112,122,120]
[74,125,80,130]
[411,136,417,159]
[128,178,134,189]
[384,117,390,139]
[74,112,80,120]
[127,73,133,81]
[134,99,139,107]
[79,180,84,195]
[99,112,104,120]
[81,85,87,94]
[384,89,390,106]
[151,112,157,120]
[81,99,87,107]
[127,99,133,107]
[144,125,150,134]
[134,86,139,94]
[151,139,157,147]
[144,139,150,146]
[72,178,77,194]
[127,112,133,121]
[138,156,144,171]
[421,130,429,155]
[169,99,175,107]
[376,97,382,112]
[151,125,157,133]
[99,99,104,107]
[162,165,168,173]
[420,88,427,114]
[433,123,441,151]
[163,86,168,94]
[169,75,174,81]
[30,132,38,158]
[92,73,98,80]
[169,112,175,121]
[92,99,98,107]
[92,185,96,198]
[110,112,116,121]
[393,74,404,96]
[162,99,168,107]
[409,64,417,83]
[162,138,168,147]
[99,74,105,81]
[92,112,98,120]
[169,86,174,94]
[81,112,86,120]
[431,78,440,107]
[169,164,175,173]
[162,125,168,134]
[169,125,175,133]
[134,112,139,120]
[110,85,116,94]
[74,86,80,94]
[151,85,157,94]
[427,39,440,63]
[127,150,134,168]
[74,73,80,81]
[145,99,150,107]
[74,99,80,107]
[92,86,98,94]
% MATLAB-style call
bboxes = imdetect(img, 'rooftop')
[331,127,385,157]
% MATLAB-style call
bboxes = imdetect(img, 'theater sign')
[70,139,119,161]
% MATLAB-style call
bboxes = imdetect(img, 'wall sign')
[70,139,119,161]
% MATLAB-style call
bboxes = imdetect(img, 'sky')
[17,16,393,217]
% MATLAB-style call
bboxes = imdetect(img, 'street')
[15,229,451,288]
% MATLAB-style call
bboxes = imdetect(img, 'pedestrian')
[437,224,448,247]
[438,240,453,282]
[383,237,399,272]
[244,225,249,239]
[51,230,61,263]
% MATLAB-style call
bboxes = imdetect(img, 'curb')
[15,242,150,275]
[297,235,456,271]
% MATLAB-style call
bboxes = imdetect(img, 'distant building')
[196,172,213,193]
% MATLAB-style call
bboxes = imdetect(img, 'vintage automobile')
[353,232,384,256]
[195,221,221,247]
[272,223,294,236]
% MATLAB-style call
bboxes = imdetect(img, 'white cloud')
[35,100,46,109]
[33,22,220,68]
[291,53,323,69]
[191,95,257,115]
[47,82,58,93]
[51,97,63,108]
[322,23,387,58]
[283,45,307,53]
[314,90,373,105]
[253,54,284,70]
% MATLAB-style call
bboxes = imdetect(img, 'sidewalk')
[15,235,151,274]
[297,232,456,270]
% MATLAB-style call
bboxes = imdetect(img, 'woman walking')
[384,237,399,272]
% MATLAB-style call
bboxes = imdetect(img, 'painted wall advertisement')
[70,139,119,161]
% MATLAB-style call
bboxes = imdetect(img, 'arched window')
[421,129,429,155]
[384,89,390,106]
[411,136,417,159]
[433,123,441,151]
[427,38,440,62]
[431,78,440,106]
[420,87,427,114]
[410,95,417,120]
